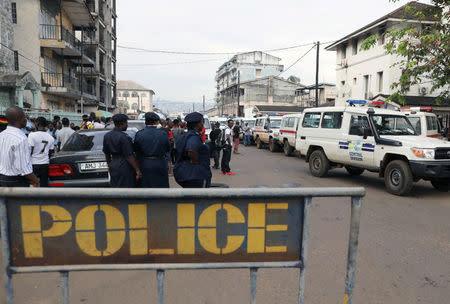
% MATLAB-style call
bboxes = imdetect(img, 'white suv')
[296,106,450,195]
[253,116,283,151]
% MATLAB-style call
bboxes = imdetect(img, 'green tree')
[287,75,301,83]
[360,0,449,104]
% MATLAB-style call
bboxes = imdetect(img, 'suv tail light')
[49,164,74,176]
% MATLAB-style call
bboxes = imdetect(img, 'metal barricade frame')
[0,187,364,304]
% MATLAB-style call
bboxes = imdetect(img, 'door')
[345,114,375,168]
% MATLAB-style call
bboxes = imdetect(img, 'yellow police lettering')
[21,205,72,258]
[177,204,195,254]
[75,205,125,256]
[198,203,245,254]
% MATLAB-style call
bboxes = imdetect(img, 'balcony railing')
[40,24,81,52]
[41,72,81,91]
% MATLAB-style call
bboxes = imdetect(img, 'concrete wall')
[0,0,14,75]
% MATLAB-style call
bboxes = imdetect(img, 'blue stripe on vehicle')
[362,148,374,152]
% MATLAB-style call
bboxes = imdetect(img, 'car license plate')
[79,162,108,171]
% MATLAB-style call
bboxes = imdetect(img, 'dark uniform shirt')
[103,127,135,187]
[134,126,170,188]
[174,129,211,186]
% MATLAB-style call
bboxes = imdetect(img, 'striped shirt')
[0,126,33,176]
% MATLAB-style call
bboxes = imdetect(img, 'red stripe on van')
[280,130,296,134]
[427,134,442,138]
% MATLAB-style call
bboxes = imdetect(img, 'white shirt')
[93,122,104,129]
[0,126,33,176]
[28,131,55,165]
[57,127,75,148]
[225,126,233,146]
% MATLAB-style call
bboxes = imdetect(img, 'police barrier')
[0,187,364,304]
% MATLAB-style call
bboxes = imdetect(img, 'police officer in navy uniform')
[174,112,212,188]
[134,112,171,188]
[103,114,142,188]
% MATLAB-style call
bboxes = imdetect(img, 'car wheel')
[309,150,330,177]
[283,140,293,156]
[269,138,279,152]
[256,137,263,149]
[430,179,450,192]
[384,160,413,196]
[345,166,365,176]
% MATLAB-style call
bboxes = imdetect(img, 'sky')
[116,0,431,104]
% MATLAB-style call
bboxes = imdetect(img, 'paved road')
[2,145,449,304]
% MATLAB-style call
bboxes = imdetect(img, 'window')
[352,39,358,55]
[44,56,57,73]
[117,91,121,97]
[287,118,295,128]
[269,119,281,128]
[321,112,343,129]
[426,116,438,131]
[141,93,147,98]
[14,51,19,71]
[11,3,17,24]
[255,69,262,78]
[122,91,129,97]
[349,115,371,136]
[302,112,321,128]
[131,91,139,97]
[377,71,383,92]
[256,119,263,127]
[363,75,369,99]
[341,44,347,59]
[407,117,421,135]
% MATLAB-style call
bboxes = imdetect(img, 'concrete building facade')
[295,83,336,107]
[325,1,442,107]
[117,80,155,116]
[219,76,302,117]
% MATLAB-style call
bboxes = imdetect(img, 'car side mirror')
[264,125,268,130]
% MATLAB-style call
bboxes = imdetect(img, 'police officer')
[103,114,142,188]
[173,112,212,188]
[134,112,170,188]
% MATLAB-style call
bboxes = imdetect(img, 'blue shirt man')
[134,112,170,188]
[174,112,212,188]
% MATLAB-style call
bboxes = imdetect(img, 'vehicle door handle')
[301,136,306,140]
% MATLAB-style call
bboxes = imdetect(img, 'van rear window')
[321,112,343,129]
[302,113,321,128]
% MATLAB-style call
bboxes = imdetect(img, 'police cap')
[112,114,128,125]
[185,112,203,123]
[145,112,160,122]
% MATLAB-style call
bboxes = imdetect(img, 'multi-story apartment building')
[85,0,117,112]
[325,1,441,107]
[216,51,291,116]
[117,80,155,116]
[1,0,116,113]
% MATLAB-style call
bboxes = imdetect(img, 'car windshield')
[128,121,145,130]
[219,121,227,126]
[370,115,416,136]
[62,130,136,151]
[245,120,255,128]
[269,119,282,128]
[204,118,211,129]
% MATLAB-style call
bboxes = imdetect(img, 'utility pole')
[237,70,241,117]
[202,95,205,113]
[315,41,320,107]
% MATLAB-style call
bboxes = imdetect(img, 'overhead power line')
[118,58,226,67]
[117,42,320,55]
[278,44,317,76]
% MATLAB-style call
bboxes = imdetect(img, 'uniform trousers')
[221,146,232,172]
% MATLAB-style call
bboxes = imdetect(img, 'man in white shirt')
[28,117,55,187]
[221,119,235,175]
[57,117,75,151]
[0,106,40,187]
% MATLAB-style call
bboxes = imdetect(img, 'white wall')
[333,21,443,106]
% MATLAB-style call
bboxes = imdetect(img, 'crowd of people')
[0,106,241,189]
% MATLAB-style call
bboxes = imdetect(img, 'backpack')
[215,129,226,149]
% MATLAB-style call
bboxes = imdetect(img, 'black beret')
[185,112,203,123]
[145,112,160,122]
[112,114,128,124]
